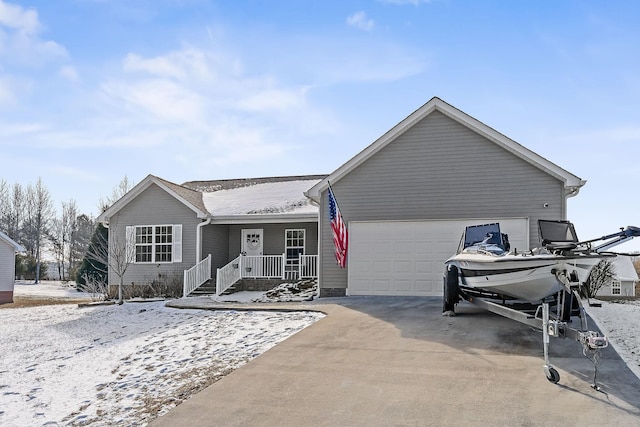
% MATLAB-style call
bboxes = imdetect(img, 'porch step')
[188,280,238,296]
[188,279,217,296]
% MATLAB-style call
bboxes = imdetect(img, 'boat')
[444,221,616,303]
[442,219,640,386]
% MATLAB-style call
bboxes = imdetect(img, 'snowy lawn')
[585,299,640,380]
[0,284,324,426]
[2,282,639,426]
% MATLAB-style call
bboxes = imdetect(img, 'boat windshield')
[462,223,508,255]
[538,220,579,244]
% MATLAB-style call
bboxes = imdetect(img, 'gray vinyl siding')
[321,110,566,290]
[228,222,318,258]
[203,224,230,272]
[108,183,200,287]
[0,240,15,292]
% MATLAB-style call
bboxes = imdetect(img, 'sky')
[1,0,640,250]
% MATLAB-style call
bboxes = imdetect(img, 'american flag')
[328,186,348,268]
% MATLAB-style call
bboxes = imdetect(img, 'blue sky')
[1,0,640,250]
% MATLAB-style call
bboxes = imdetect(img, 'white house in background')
[0,231,25,304]
[596,256,638,297]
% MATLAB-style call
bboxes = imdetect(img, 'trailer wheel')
[545,367,560,384]
[443,266,460,313]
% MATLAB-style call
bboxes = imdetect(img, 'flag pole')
[327,180,345,219]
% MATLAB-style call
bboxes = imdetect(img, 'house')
[99,96,587,299]
[0,231,25,304]
[306,97,585,297]
[596,256,638,297]
[97,175,324,296]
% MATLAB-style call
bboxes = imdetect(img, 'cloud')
[0,76,15,105]
[0,73,32,107]
[59,65,79,82]
[347,11,375,31]
[0,0,39,33]
[0,0,67,65]
[21,44,337,175]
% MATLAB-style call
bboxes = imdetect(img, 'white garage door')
[348,218,529,296]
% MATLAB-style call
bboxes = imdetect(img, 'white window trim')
[127,224,183,264]
[285,229,305,262]
[611,279,621,295]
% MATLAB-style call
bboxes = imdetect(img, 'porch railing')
[299,254,318,278]
[183,254,211,297]
[216,255,242,296]
[215,254,318,296]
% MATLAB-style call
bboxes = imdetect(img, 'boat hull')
[446,253,609,302]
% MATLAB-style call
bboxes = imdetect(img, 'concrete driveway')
[151,297,640,426]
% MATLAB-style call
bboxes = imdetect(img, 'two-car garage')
[347,218,529,296]
[307,98,586,298]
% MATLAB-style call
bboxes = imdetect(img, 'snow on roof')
[202,179,321,216]
[614,256,639,282]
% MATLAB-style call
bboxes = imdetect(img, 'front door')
[241,229,264,276]
[242,229,264,256]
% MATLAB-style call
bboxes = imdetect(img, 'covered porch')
[183,220,319,297]
[183,253,318,297]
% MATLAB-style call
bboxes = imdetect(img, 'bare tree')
[9,182,25,245]
[98,175,134,213]
[71,214,95,277]
[32,178,54,283]
[81,272,109,302]
[50,216,66,280]
[584,258,616,298]
[84,226,135,304]
[0,179,9,233]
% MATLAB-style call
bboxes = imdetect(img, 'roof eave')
[97,175,208,223]
[0,231,25,252]
[210,212,319,225]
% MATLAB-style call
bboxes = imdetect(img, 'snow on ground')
[14,280,94,301]
[1,285,324,426]
[3,282,639,425]
[211,280,318,303]
[584,299,640,380]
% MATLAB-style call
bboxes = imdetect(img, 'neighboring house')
[596,256,638,297]
[97,175,324,296]
[306,97,585,297]
[0,231,25,304]
[98,96,589,299]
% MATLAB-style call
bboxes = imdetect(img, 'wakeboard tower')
[442,220,640,387]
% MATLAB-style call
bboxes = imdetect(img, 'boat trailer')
[444,266,609,388]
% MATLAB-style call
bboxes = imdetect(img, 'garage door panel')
[394,280,413,293]
[394,261,413,273]
[348,219,528,296]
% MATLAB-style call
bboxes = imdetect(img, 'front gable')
[306,97,584,201]
[335,109,565,220]
[97,175,208,225]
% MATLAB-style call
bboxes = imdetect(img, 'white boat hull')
[446,253,608,302]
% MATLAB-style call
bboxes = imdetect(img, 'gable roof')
[183,175,326,193]
[187,175,325,223]
[98,174,326,224]
[306,97,585,201]
[97,174,209,223]
[0,231,25,252]
[614,256,640,282]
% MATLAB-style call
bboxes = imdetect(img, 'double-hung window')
[127,224,182,263]
[285,229,305,263]
[611,280,621,295]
